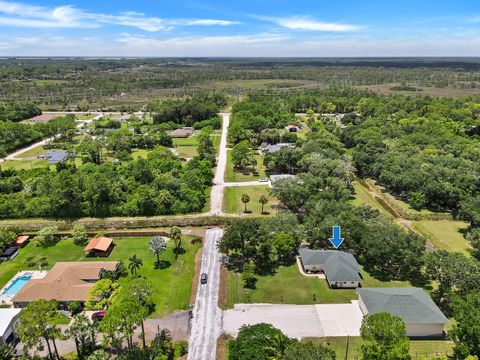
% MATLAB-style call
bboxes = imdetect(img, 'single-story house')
[298,249,362,288]
[0,308,21,344]
[270,174,297,183]
[84,237,114,257]
[44,151,70,164]
[285,124,300,132]
[170,127,193,138]
[0,247,19,261]
[262,143,295,154]
[358,288,449,338]
[26,113,56,124]
[15,235,30,248]
[12,261,119,309]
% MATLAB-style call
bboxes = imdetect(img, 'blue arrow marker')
[329,225,344,249]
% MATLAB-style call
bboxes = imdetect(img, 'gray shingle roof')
[262,143,295,153]
[358,288,448,324]
[46,151,69,164]
[298,249,362,282]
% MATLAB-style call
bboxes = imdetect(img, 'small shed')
[84,237,114,257]
[15,235,30,248]
[0,247,19,261]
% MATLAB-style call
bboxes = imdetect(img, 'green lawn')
[351,181,394,218]
[223,185,275,215]
[2,158,50,171]
[0,236,201,317]
[227,264,411,307]
[225,151,266,182]
[307,337,453,359]
[131,148,150,159]
[173,136,199,158]
[412,220,471,255]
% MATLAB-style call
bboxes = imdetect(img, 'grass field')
[172,136,199,158]
[308,337,453,359]
[131,148,150,159]
[223,185,275,215]
[412,220,471,255]
[227,264,411,307]
[358,83,480,98]
[225,151,266,182]
[2,158,50,171]
[0,236,201,317]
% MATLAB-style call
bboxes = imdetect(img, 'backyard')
[0,235,202,317]
[227,264,412,307]
[223,185,275,215]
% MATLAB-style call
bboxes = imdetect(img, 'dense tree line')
[0,146,213,218]
[0,102,41,122]
[340,94,480,213]
[148,93,226,126]
[3,58,480,109]
[0,114,76,154]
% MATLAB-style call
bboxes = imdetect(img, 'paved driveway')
[223,301,363,339]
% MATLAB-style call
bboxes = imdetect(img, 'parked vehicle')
[91,311,106,321]
[259,178,268,182]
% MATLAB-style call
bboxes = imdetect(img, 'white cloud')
[259,15,361,32]
[0,0,238,31]
[1,33,479,57]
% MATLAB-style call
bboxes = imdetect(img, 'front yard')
[223,185,275,215]
[227,264,412,307]
[0,235,202,317]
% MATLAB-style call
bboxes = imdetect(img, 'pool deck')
[0,270,47,306]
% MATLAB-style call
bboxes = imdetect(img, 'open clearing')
[0,235,201,317]
[357,83,480,98]
[223,185,275,215]
[412,220,471,255]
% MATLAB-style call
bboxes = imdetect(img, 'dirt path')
[355,178,435,251]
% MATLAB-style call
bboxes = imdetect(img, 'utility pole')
[345,335,350,360]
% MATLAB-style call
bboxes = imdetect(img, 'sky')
[0,0,480,57]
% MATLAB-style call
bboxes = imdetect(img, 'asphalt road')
[188,227,223,360]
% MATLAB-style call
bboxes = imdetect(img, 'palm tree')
[149,236,167,265]
[241,193,250,213]
[259,195,268,214]
[128,255,143,276]
[170,226,182,260]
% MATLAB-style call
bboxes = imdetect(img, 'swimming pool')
[1,275,31,297]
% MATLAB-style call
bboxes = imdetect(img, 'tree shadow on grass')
[154,260,171,270]
[174,247,186,256]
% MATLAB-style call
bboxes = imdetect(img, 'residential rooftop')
[298,249,362,283]
[358,288,449,324]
